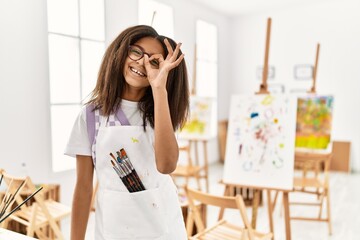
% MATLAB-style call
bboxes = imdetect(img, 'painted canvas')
[295,95,334,150]
[178,96,216,140]
[223,94,297,190]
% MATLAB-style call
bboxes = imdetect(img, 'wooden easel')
[221,17,274,227]
[221,17,292,240]
[256,18,271,95]
[308,43,320,94]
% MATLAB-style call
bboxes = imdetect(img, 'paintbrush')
[110,160,136,192]
[0,186,43,223]
[0,180,26,219]
[115,151,143,191]
[112,152,142,192]
[120,148,146,191]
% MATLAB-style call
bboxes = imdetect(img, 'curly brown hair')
[88,25,189,131]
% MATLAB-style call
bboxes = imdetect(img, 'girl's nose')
[136,56,145,65]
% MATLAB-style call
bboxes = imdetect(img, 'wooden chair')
[289,151,332,235]
[185,186,273,240]
[0,169,27,228]
[0,169,71,239]
[171,140,209,192]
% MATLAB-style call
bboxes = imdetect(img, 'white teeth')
[130,67,146,77]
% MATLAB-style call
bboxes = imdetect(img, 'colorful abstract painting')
[178,96,216,140]
[223,94,297,190]
[296,95,334,149]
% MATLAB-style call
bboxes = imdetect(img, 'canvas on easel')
[178,96,217,141]
[295,95,334,150]
[223,94,297,191]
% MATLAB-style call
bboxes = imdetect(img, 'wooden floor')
[62,162,360,240]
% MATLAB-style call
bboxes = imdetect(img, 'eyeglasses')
[127,45,160,68]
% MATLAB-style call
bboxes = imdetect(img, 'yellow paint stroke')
[279,143,284,148]
[131,137,139,143]
[261,95,274,105]
[182,119,206,134]
[274,118,278,124]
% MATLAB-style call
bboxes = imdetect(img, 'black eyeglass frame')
[127,45,160,68]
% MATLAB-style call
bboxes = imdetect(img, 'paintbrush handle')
[132,170,146,191]
[0,187,43,223]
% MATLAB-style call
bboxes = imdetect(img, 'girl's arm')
[152,88,179,173]
[145,39,184,174]
[71,155,94,240]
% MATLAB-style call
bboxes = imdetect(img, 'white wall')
[0,0,51,182]
[230,0,360,171]
[0,0,231,207]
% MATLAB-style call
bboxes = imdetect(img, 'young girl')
[65,25,189,240]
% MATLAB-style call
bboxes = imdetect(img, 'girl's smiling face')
[123,37,164,93]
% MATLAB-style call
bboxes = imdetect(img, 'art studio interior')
[1,0,359,239]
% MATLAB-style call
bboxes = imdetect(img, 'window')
[195,20,218,98]
[138,0,174,38]
[47,0,105,172]
[195,20,218,136]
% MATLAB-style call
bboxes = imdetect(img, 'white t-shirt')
[64,100,144,158]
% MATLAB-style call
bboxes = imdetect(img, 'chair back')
[185,186,250,232]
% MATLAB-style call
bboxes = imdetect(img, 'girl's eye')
[131,49,142,57]
[150,59,159,67]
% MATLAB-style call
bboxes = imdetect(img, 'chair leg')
[218,186,230,220]
[186,210,194,237]
[27,203,38,237]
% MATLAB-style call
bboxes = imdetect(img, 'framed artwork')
[294,64,313,80]
[223,94,297,190]
[256,65,275,80]
[178,96,217,140]
[296,95,334,150]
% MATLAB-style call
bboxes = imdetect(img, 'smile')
[130,67,146,77]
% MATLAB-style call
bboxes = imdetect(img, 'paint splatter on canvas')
[179,96,216,140]
[296,95,334,149]
[223,94,297,190]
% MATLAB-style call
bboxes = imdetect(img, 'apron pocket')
[102,188,167,239]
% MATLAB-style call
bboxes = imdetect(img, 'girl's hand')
[144,38,184,90]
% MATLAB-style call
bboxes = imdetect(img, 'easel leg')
[267,190,274,239]
[203,141,209,193]
[251,189,260,229]
[326,188,332,235]
[283,192,291,240]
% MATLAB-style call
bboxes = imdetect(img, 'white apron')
[92,109,187,240]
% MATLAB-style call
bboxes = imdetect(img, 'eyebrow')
[132,44,156,56]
